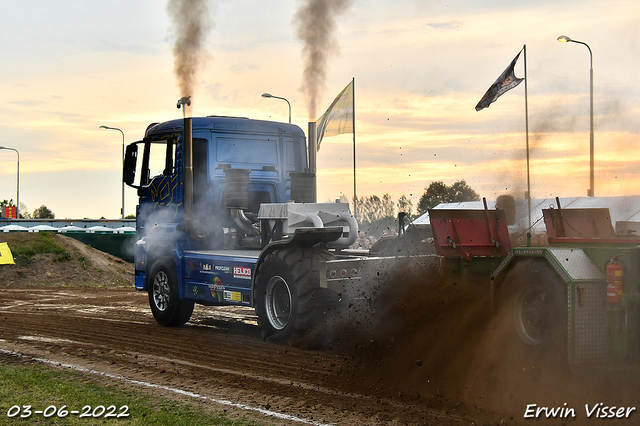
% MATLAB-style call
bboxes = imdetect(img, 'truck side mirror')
[123,143,139,187]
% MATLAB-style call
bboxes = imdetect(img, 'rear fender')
[490,246,604,315]
[491,247,604,286]
[251,227,342,305]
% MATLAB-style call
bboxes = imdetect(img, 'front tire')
[148,257,194,327]
[255,246,326,343]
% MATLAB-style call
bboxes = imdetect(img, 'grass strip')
[0,361,262,425]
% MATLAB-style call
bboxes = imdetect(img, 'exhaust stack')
[183,117,194,224]
[182,116,205,240]
[307,122,317,203]
[308,121,317,174]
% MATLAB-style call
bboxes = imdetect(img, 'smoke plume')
[167,0,214,104]
[294,0,352,119]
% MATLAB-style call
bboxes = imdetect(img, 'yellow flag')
[0,242,15,265]
[316,80,354,151]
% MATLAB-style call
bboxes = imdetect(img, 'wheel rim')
[515,285,552,346]
[152,270,171,312]
[265,275,292,331]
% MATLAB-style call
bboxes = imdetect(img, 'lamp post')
[558,35,594,197]
[0,146,19,218]
[99,126,125,218]
[261,93,291,123]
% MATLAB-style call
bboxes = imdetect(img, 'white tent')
[85,226,114,233]
[27,225,58,232]
[59,226,86,233]
[0,224,28,232]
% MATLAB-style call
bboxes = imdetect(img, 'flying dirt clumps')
[330,267,639,418]
[336,271,495,401]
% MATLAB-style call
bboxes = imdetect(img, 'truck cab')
[123,116,364,342]
[124,116,308,239]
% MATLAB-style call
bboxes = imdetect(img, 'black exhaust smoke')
[167,0,213,103]
[294,0,352,119]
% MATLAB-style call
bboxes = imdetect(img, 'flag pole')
[352,77,357,219]
[524,44,531,235]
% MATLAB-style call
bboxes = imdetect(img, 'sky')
[1,0,640,219]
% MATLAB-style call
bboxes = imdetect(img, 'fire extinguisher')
[605,255,625,304]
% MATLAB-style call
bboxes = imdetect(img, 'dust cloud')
[321,267,636,421]
[294,0,352,119]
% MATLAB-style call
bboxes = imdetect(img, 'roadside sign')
[0,242,14,265]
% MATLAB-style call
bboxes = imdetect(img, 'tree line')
[1,200,55,219]
[344,180,480,224]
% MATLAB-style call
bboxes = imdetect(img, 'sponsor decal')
[214,265,232,274]
[192,285,199,296]
[199,262,214,274]
[233,266,252,280]
[224,291,242,302]
[209,277,224,300]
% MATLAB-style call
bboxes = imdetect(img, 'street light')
[261,93,291,123]
[558,35,594,197]
[99,125,126,219]
[0,146,19,218]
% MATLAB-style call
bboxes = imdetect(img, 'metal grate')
[570,282,609,364]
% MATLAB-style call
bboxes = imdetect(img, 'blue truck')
[123,116,436,343]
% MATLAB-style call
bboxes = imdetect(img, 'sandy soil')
[0,233,133,287]
[0,234,639,425]
[0,287,487,425]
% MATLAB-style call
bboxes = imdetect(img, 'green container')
[64,232,137,262]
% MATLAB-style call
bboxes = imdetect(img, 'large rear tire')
[148,257,194,327]
[255,246,326,343]
[499,259,567,361]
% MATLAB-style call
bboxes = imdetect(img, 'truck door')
[124,137,178,234]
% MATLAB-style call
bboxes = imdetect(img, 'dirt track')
[1,235,639,425]
[0,287,495,425]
